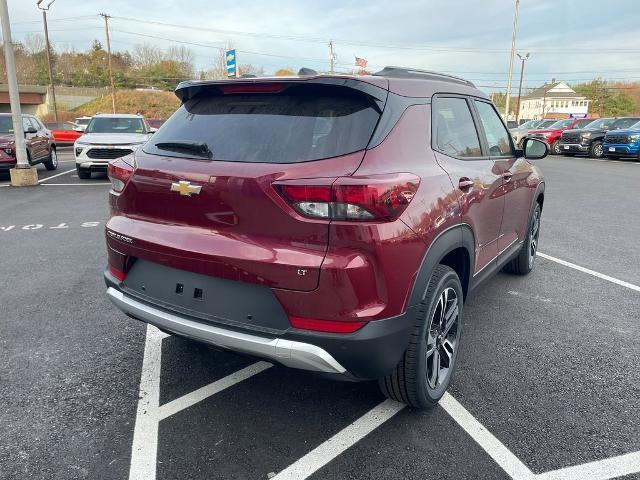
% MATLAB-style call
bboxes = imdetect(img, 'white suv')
[74,114,155,179]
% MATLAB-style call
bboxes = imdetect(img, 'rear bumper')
[559,143,589,153]
[105,268,416,380]
[602,143,639,156]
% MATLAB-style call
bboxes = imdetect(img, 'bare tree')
[133,43,163,69]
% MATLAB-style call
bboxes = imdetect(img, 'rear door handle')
[502,171,513,182]
[458,178,474,190]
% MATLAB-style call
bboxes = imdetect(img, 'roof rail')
[373,66,475,87]
[298,67,318,76]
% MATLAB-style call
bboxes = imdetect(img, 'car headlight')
[581,132,592,138]
[628,134,639,142]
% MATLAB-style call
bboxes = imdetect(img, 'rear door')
[471,99,531,254]
[431,95,504,273]
[108,81,387,291]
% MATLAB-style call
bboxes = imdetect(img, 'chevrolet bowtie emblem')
[170,181,202,196]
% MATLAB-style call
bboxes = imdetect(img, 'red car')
[105,67,548,408]
[527,117,596,155]
[45,121,83,144]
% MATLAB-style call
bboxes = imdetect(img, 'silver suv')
[74,114,155,179]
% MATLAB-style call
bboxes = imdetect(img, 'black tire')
[589,141,604,158]
[43,147,58,171]
[379,265,463,409]
[550,140,561,155]
[504,202,542,275]
[77,167,91,179]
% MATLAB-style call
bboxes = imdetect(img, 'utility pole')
[328,40,336,74]
[37,0,57,121]
[1,0,38,185]
[99,13,116,113]
[504,0,520,121]
[515,52,529,124]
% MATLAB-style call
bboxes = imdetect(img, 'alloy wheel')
[425,287,460,390]
[593,144,603,157]
[528,206,541,267]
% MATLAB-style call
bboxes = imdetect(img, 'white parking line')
[272,399,405,480]
[538,252,640,293]
[125,251,640,480]
[38,168,75,184]
[41,183,111,186]
[157,361,272,420]
[129,325,166,480]
[439,393,535,479]
[536,451,640,480]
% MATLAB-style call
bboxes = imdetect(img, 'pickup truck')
[558,117,640,158]
[526,117,596,155]
[602,120,640,159]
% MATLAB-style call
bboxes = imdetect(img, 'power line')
[108,15,640,54]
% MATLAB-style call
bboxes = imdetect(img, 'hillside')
[74,90,181,119]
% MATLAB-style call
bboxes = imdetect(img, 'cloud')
[6,0,640,91]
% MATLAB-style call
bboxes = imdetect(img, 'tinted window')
[548,119,573,129]
[145,85,381,163]
[474,100,514,157]
[574,119,595,128]
[86,117,146,134]
[432,97,482,158]
[22,117,33,131]
[584,118,613,130]
[611,118,640,130]
[30,117,44,130]
[0,116,14,133]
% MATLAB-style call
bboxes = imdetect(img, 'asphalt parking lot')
[1,149,639,480]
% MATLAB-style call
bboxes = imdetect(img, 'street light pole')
[504,0,520,120]
[515,52,529,124]
[1,0,38,185]
[37,0,57,122]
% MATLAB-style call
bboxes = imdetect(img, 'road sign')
[225,49,237,77]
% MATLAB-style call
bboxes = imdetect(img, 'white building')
[519,81,590,121]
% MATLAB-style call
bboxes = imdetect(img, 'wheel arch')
[408,224,475,306]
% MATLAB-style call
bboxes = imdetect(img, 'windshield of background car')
[584,118,613,129]
[538,120,556,128]
[0,116,14,134]
[144,84,382,163]
[610,118,640,129]
[628,121,640,130]
[519,120,539,129]
[548,119,573,129]
[85,117,146,134]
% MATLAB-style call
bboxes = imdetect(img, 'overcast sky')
[6,0,640,92]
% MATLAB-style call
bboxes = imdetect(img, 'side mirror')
[522,137,549,160]
[25,127,38,135]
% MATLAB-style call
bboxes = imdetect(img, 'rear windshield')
[86,117,146,134]
[144,85,381,163]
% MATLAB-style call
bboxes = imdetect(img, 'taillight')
[275,173,420,222]
[289,316,367,334]
[109,265,127,282]
[107,156,135,192]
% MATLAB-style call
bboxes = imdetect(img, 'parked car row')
[510,116,640,160]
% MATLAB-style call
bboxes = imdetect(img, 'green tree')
[574,79,638,116]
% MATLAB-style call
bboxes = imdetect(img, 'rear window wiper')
[154,141,213,158]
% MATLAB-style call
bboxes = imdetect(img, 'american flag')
[355,57,368,68]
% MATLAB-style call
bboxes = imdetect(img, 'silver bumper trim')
[106,287,346,374]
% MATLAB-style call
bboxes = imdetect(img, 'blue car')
[603,120,640,159]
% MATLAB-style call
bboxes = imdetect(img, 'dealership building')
[519,80,590,120]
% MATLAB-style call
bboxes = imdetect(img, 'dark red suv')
[105,67,548,408]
